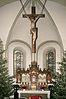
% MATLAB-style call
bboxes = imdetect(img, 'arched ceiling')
[0,0,66,7]
[0,0,66,49]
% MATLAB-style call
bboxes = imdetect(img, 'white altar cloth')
[18,90,50,99]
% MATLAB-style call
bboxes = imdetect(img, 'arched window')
[46,49,56,72]
[0,38,3,60]
[13,49,24,75]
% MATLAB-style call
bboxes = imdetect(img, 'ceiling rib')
[0,0,66,7]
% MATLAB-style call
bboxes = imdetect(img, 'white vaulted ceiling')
[0,0,66,7]
[0,0,66,50]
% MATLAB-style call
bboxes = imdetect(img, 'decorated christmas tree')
[52,51,66,99]
[0,39,14,99]
[0,55,14,98]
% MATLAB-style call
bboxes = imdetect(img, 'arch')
[37,40,63,51]
[6,40,31,50]
[37,41,63,71]
[7,40,31,76]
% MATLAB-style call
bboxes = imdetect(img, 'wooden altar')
[16,61,52,91]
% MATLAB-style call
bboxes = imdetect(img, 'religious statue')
[23,6,45,54]
[30,28,37,53]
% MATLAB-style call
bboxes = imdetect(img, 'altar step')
[4,97,26,99]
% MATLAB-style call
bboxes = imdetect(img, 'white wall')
[0,1,21,46]
[46,1,66,50]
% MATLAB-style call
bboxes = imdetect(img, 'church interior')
[0,0,66,99]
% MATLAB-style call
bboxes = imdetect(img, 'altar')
[18,90,50,99]
[13,4,53,99]
[15,61,52,99]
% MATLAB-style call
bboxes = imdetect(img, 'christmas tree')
[0,39,14,99]
[52,51,66,99]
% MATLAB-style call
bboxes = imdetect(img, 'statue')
[30,28,37,53]
[23,6,45,53]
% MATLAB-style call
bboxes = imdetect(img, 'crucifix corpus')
[23,6,45,61]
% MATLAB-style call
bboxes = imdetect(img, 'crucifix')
[23,6,45,61]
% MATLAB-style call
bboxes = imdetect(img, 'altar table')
[18,90,50,99]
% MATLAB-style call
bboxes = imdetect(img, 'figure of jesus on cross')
[30,27,38,53]
[23,6,45,60]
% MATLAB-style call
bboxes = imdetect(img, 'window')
[0,39,3,60]
[46,49,56,72]
[13,49,24,75]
